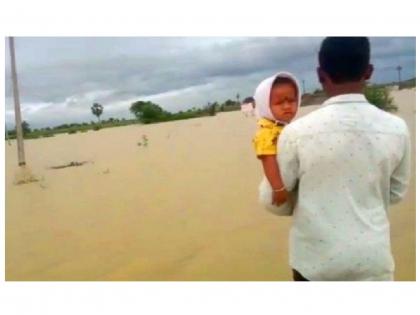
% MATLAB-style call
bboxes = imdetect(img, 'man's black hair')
[319,37,370,84]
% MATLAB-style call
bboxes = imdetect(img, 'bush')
[364,85,398,112]
[93,125,102,131]
[7,129,16,137]
[68,129,77,134]
[396,78,416,90]
[26,134,40,139]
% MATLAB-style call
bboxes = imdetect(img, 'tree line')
[5,97,243,140]
[6,80,410,140]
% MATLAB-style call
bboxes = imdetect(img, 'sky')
[4,37,416,129]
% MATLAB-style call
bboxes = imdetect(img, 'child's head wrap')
[254,71,301,124]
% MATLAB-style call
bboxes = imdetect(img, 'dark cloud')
[4,37,416,128]
[6,37,320,102]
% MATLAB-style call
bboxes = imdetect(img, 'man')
[269,37,411,281]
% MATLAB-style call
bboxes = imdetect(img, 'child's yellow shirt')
[253,118,284,157]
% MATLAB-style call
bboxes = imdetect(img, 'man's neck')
[327,82,365,98]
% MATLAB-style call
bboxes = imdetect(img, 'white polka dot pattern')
[278,94,411,281]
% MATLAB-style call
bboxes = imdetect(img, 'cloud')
[4,37,415,128]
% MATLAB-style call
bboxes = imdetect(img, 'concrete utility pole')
[9,37,26,166]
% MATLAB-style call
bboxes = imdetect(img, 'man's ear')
[364,64,374,80]
[317,67,326,84]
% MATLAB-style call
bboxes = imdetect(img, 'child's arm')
[260,155,288,206]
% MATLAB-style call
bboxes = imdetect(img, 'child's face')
[270,83,298,122]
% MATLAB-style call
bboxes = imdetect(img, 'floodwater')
[5,89,416,280]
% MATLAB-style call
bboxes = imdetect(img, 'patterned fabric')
[278,94,411,281]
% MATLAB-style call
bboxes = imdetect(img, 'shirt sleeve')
[278,125,299,192]
[390,124,411,205]
[253,127,278,156]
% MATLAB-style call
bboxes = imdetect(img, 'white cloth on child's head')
[254,71,302,123]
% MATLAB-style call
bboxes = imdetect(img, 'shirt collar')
[322,93,368,106]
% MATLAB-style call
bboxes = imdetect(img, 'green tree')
[21,121,31,135]
[206,102,217,116]
[91,103,104,122]
[364,85,398,112]
[7,128,16,137]
[224,99,237,107]
[130,101,168,124]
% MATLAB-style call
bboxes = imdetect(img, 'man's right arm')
[390,125,411,204]
[278,125,299,192]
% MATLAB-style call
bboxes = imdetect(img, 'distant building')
[241,96,255,117]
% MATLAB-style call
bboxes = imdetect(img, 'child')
[253,72,301,206]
